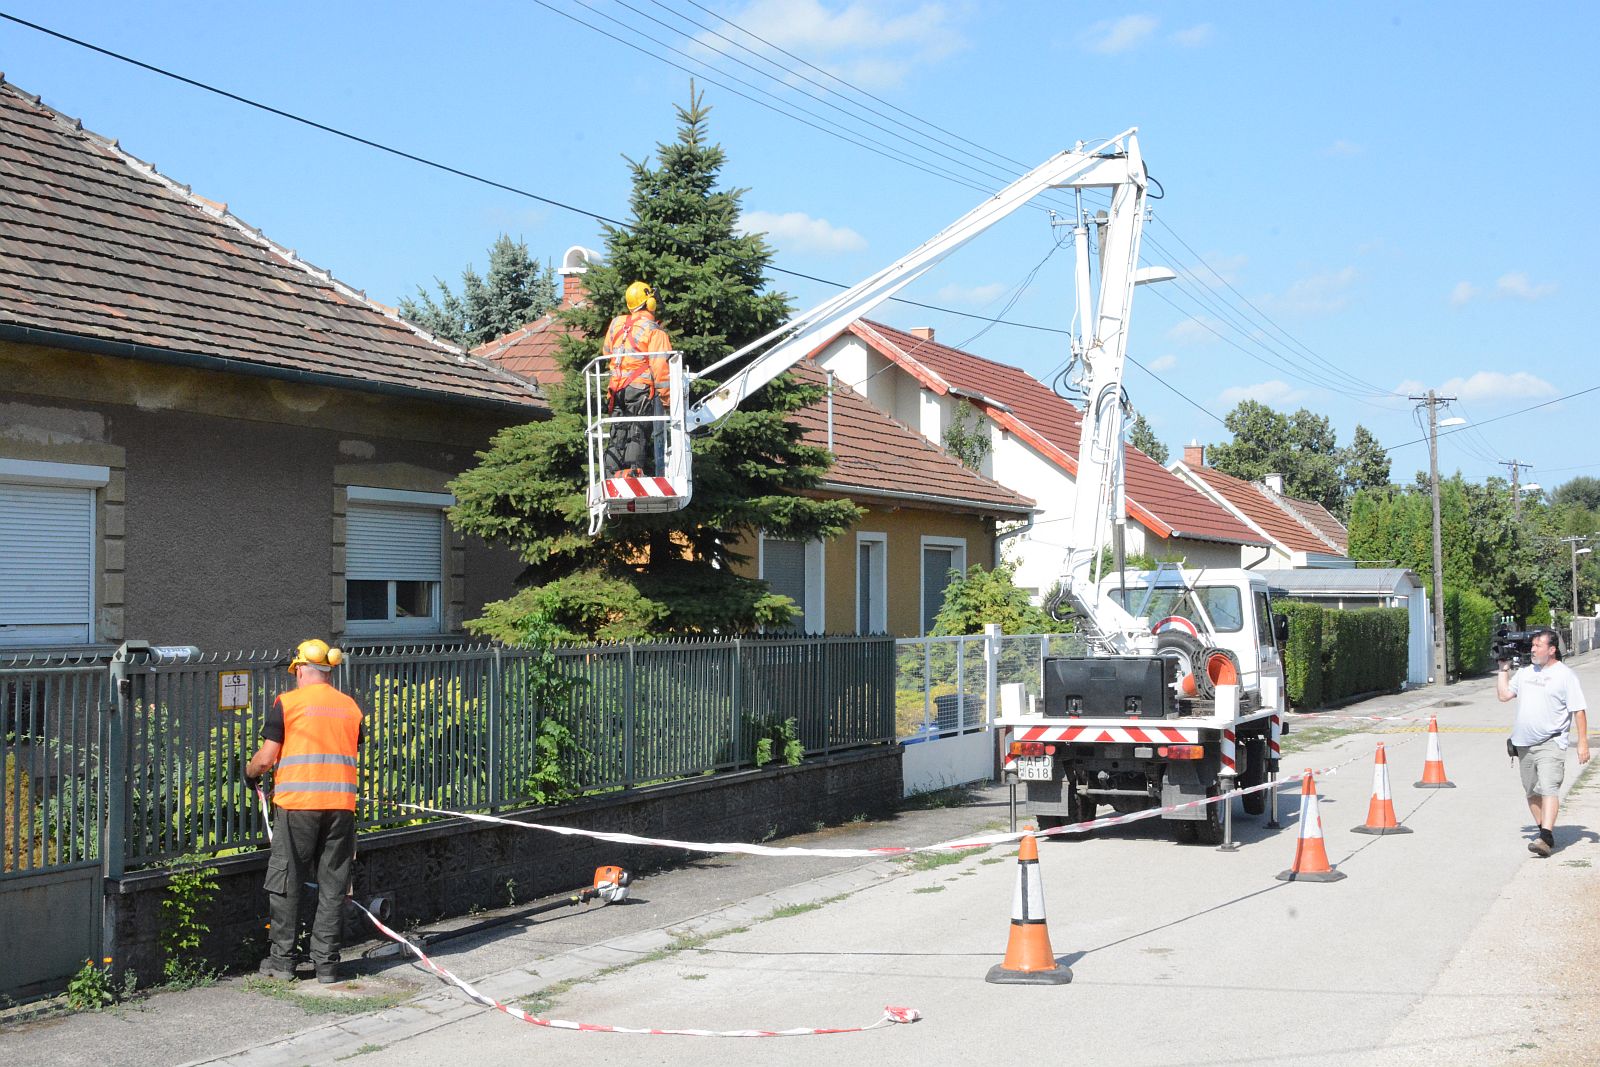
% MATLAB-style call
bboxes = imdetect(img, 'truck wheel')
[1240,737,1267,816]
[1036,815,1070,833]
[1067,787,1097,830]
[1192,785,1227,846]
[1155,630,1204,692]
[1170,818,1197,844]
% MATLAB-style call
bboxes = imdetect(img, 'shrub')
[1277,601,1324,709]
[1278,601,1408,708]
[1444,585,1496,677]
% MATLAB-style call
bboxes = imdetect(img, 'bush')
[1444,585,1496,678]
[1278,601,1408,709]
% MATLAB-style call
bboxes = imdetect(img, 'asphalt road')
[5,663,1596,1066]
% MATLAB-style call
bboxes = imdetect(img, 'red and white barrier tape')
[255,787,919,1037]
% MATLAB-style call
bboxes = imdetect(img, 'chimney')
[1263,473,1285,494]
[910,326,935,342]
[558,244,602,309]
[1183,440,1204,467]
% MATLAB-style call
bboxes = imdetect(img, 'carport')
[1265,567,1433,688]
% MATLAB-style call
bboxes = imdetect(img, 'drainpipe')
[994,513,1034,569]
[824,368,835,452]
[1243,543,1274,570]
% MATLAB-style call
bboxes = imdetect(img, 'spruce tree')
[450,89,861,640]
[399,234,558,348]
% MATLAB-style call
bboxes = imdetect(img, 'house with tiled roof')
[1167,444,1351,569]
[0,77,541,652]
[476,258,1036,636]
[811,321,1269,600]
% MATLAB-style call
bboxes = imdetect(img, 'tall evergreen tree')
[1127,411,1169,464]
[399,234,558,348]
[450,89,861,640]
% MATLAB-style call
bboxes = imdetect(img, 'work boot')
[258,955,296,979]
[315,963,342,985]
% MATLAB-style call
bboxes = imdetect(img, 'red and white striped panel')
[1220,728,1237,774]
[1010,724,1201,745]
[604,475,678,501]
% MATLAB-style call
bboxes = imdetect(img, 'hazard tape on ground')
[254,787,920,1038]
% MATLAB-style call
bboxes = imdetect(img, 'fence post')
[623,643,636,788]
[821,637,832,757]
[731,638,743,769]
[487,646,501,812]
[984,623,1001,730]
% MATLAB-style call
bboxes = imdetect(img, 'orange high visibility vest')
[603,311,672,403]
[273,684,362,812]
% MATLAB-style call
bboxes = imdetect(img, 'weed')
[1278,723,1358,755]
[899,847,983,872]
[336,1045,386,1060]
[520,976,585,1015]
[682,973,708,981]
[913,886,945,894]
[900,784,980,811]
[811,820,826,832]
[848,812,868,825]
[243,976,408,1016]
[766,902,822,920]
[979,857,1006,865]
[505,878,518,907]
[65,958,117,1012]
[1560,859,1591,868]
[161,855,219,986]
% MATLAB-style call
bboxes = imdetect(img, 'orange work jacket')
[273,684,362,812]
[603,310,672,405]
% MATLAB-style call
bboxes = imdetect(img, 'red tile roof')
[1180,465,1340,554]
[0,79,540,410]
[475,318,1032,514]
[845,321,1266,545]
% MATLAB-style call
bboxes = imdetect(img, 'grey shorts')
[1518,740,1566,798]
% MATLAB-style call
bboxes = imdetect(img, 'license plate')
[1014,755,1054,781]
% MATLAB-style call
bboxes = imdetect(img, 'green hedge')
[1444,585,1496,678]
[1278,601,1408,709]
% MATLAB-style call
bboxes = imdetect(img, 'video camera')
[1490,624,1535,667]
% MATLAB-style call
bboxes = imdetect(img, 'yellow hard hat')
[289,638,343,674]
[624,280,657,313]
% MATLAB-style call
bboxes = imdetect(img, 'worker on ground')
[247,639,364,983]
[603,280,674,478]
[1497,628,1589,857]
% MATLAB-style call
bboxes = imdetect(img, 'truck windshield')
[1111,585,1245,633]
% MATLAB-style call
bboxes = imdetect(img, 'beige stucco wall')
[1,340,529,651]
[731,498,997,637]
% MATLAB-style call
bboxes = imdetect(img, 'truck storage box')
[1042,655,1176,719]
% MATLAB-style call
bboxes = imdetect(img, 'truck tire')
[1155,630,1204,688]
[1192,784,1227,845]
[1240,737,1267,816]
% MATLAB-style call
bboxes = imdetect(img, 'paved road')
[5,664,1596,1066]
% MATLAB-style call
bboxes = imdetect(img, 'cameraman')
[1496,629,1590,857]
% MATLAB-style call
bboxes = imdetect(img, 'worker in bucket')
[247,638,364,983]
[603,280,674,478]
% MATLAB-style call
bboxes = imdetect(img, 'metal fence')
[1,635,895,874]
[894,631,1086,740]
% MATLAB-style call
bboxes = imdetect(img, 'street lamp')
[1573,537,1598,620]
[1417,397,1463,683]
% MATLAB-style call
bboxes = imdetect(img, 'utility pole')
[1500,459,1534,520]
[1412,390,1456,683]
[1560,535,1591,619]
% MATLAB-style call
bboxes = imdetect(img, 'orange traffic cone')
[1275,772,1347,883]
[1352,743,1413,835]
[986,834,1072,985]
[1414,715,1456,789]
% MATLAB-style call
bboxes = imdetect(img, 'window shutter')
[763,539,807,627]
[346,505,442,582]
[0,483,94,642]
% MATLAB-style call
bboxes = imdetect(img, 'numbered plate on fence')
[1013,756,1053,781]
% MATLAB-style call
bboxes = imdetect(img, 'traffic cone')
[1414,715,1456,789]
[986,834,1072,985]
[1275,772,1347,883]
[1352,743,1413,835]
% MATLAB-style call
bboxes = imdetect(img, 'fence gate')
[1,654,108,1001]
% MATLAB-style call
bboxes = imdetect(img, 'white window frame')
[855,532,888,635]
[919,536,968,636]
[758,532,825,634]
[343,486,452,638]
[0,459,108,648]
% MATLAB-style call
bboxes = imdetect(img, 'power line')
[1384,384,1600,453]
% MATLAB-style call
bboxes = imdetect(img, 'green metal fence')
[1,635,895,873]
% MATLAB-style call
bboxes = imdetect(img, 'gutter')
[0,322,547,416]
[815,481,1034,515]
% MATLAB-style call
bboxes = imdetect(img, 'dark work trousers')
[265,808,355,966]
[604,384,663,476]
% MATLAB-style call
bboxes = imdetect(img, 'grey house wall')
[1,340,531,651]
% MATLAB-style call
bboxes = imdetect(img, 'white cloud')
[934,281,1009,306]
[1260,266,1357,314]
[718,0,967,89]
[1394,371,1557,404]
[1166,316,1218,344]
[1082,15,1159,54]
[1217,380,1309,407]
[742,210,866,254]
[1324,139,1364,157]
[1147,354,1178,372]
[1170,23,1214,47]
[1450,272,1557,305]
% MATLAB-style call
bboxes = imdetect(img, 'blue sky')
[3,2,1595,492]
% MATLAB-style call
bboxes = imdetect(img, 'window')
[1254,591,1275,649]
[344,487,450,636]
[920,537,967,636]
[1110,584,1245,633]
[759,535,824,634]
[0,460,106,647]
[856,534,887,634]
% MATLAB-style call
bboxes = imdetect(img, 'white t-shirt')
[1509,660,1588,749]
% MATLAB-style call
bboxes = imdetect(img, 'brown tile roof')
[0,79,541,410]
[475,318,1032,514]
[1277,494,1348,553]
[845,321,1266,545]
[1180,465,1344,554]
[472,314,575,389]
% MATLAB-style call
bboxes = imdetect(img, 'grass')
[978,856,1007,865]
[898,844,990,872]
[1278,722,1361,755]
[1560,859,1591,868]
[242,977,409,1016]
[681,973,707,981]
[335,1045,385,1060]
[913,886,945,894]
[900,784,981,811]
